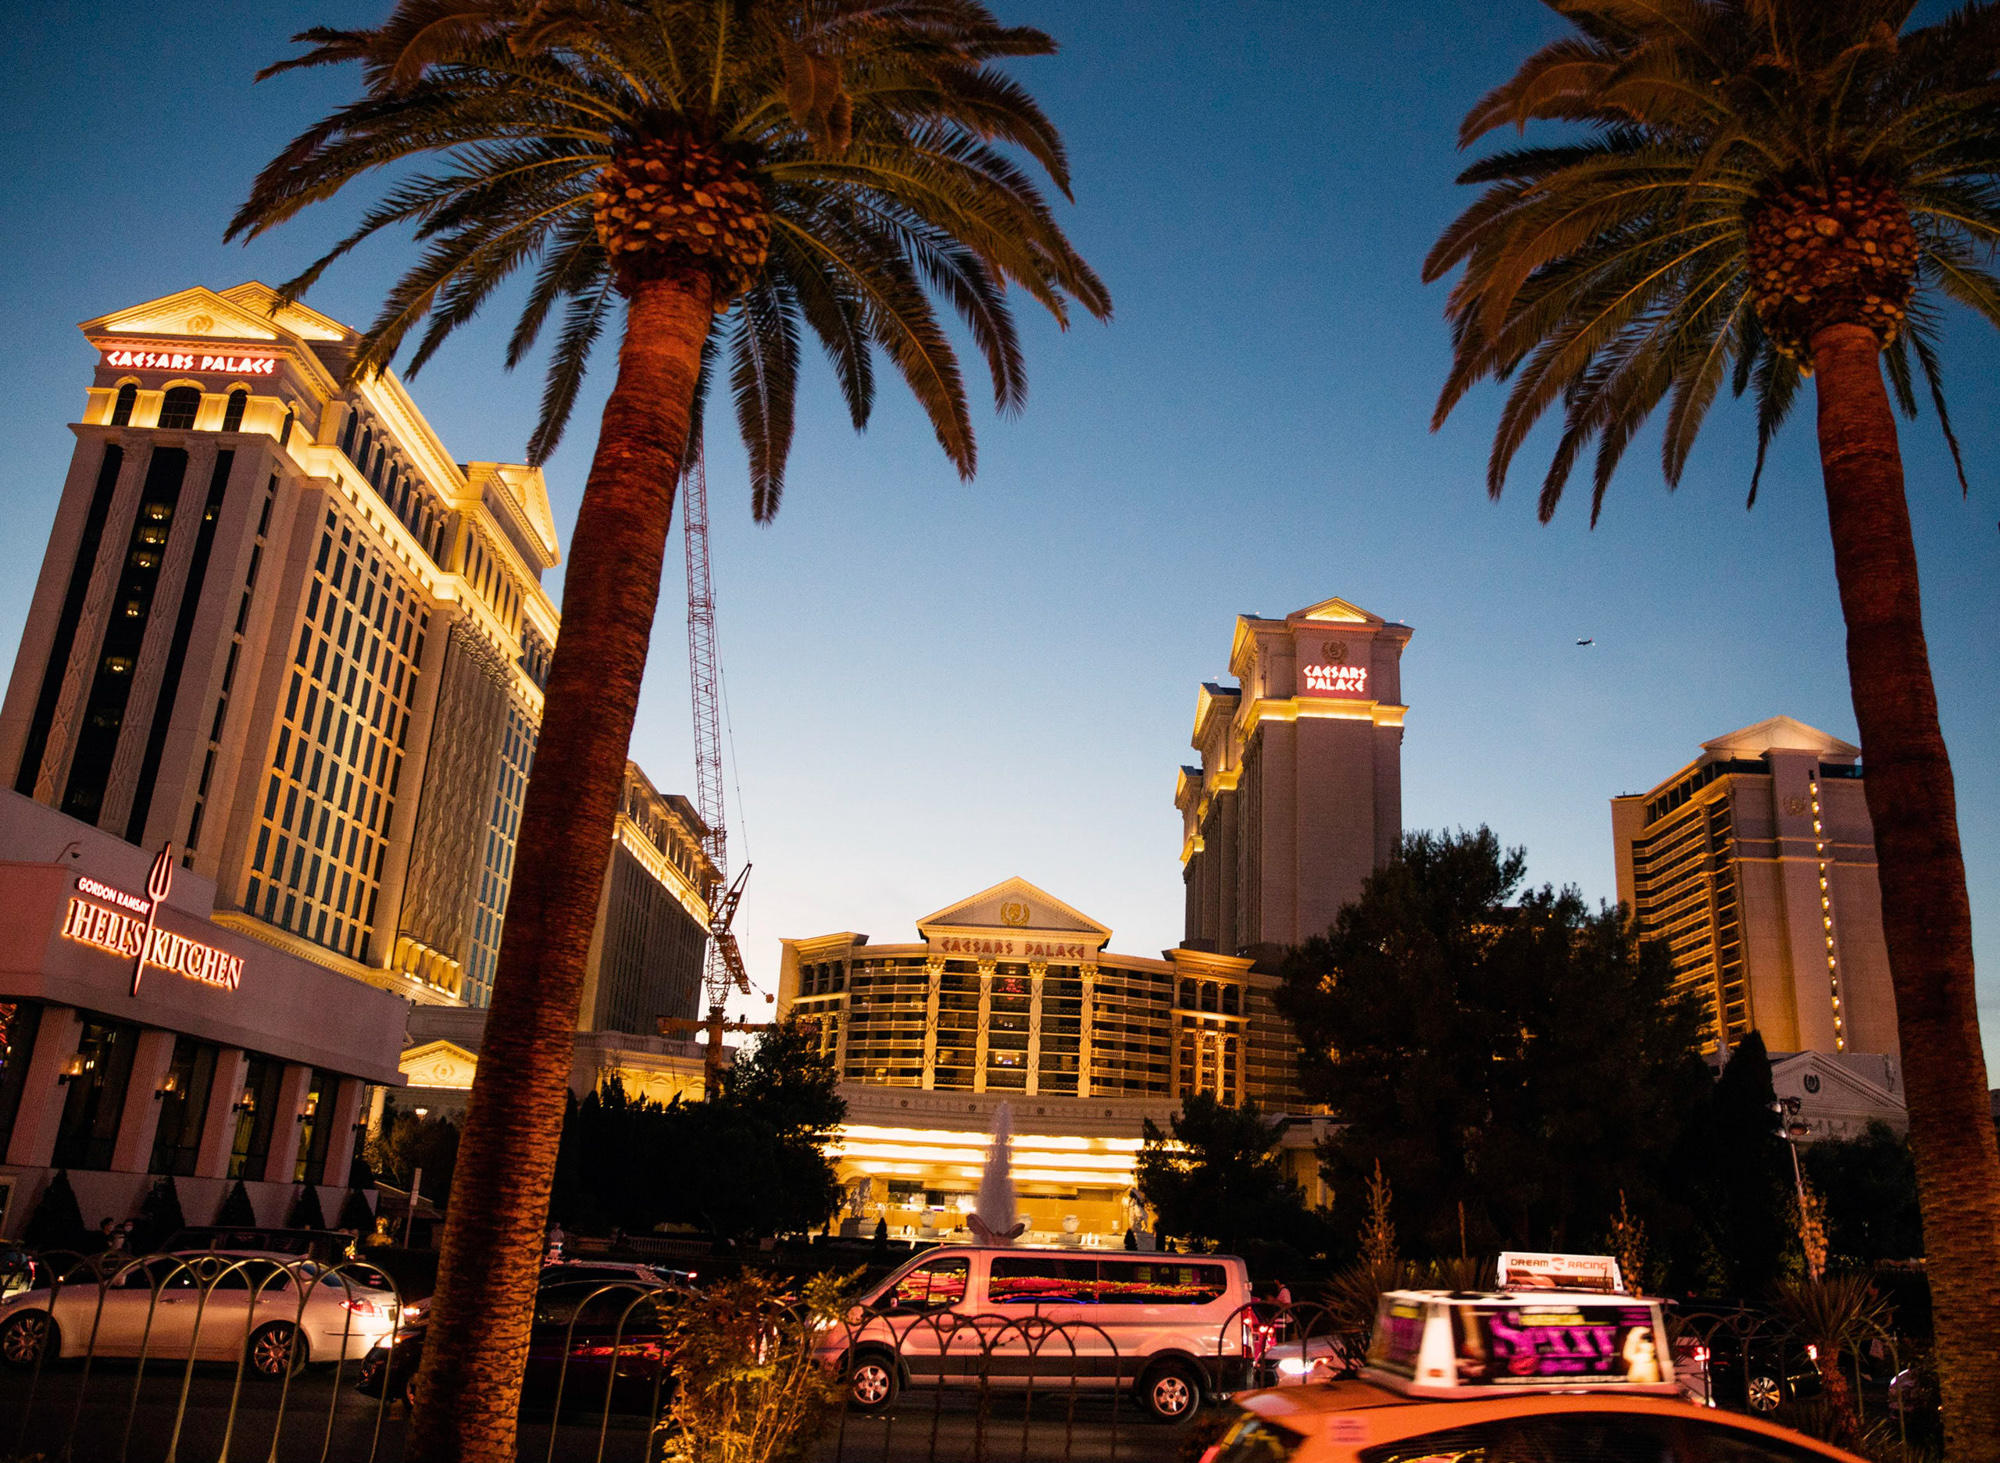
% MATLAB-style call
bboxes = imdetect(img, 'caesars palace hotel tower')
[1177,597,1412,958]
[0,284,574,1009]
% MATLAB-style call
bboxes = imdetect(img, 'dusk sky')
[5,3,1996,1074]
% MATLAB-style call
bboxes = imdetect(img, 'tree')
[552,1022,846,1240]
[232,8,1105,1456]
[1665,1032,1795,1298]
[22,1170,88,1255]
[215,1180,259,1228]
[133,1177,187,1254]
[1137,1093,1315,1258]
[1277,828,1711,1261]
[368,1107,462,1208]
[1422,6,2000,1449]
[288,1183,329,1231]
[1803,1119,1925,1263]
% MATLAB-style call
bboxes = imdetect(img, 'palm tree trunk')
[1810,321,2000,1462]
[406,265,716,1463]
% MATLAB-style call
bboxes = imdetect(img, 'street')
[1,1362,1191,1463]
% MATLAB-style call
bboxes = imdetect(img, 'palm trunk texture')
[406,266,716,1463]
[1810,322,2000,1461]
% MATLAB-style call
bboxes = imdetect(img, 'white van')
[822,1246,1257,1421]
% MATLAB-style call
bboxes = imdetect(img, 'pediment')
[400,1039,480,1090]
[1770,1051,1900,1109]
[1293,596,1382,626]
[216,282,350,342]
[82,286,287,344]
[916,878,1110,940]
[1703,715,1858,760]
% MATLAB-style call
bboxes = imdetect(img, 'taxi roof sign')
[1362,1289,1678,1399]
[1495,1251,1626,1293]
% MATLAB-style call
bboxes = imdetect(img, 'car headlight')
[1275,1356,1314,1378]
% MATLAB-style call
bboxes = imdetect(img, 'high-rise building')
[1177,596,1412,956]
[1611,716,1899,1064]
[0,283,708,1027]
[578,764,717,1034]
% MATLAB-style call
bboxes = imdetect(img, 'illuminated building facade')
[777,878,1273,1242]
[1177,596,1412,958]
[0,284,710,1023]
[1612,716,1899,1065]
[0,787,406,1239]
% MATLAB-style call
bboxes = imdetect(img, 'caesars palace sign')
[60,845,245,995]
[101,348,279,376]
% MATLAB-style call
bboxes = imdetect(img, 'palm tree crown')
[230,0,1109,518]
[1424,0,2000,522]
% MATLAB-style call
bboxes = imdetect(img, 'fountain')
[967,1101,1026,1246]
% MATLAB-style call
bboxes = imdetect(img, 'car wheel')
[0,1311,57,1368]
[1746,1373,1781,1413]
[248,1322,308,1380]
[1140,1360,1201,1422]
[847,1351,900,1412]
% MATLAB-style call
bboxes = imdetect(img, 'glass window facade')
[243,511,426,962]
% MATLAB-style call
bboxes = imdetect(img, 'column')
[109,1029,179,1174]
[4,1006,84,1168]
[320,1077,367,1192]
[920,957,942,1090]
[1078,965,1097,1100]
[972,960,994,1094]
[263,1063,315,1186]
[1025,962,1047,1097]
[193,1049,250,1178]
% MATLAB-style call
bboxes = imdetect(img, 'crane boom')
[681,449,751,1093]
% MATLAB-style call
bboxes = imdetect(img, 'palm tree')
[230,5,1107,1456]
[1423,2,2000,1454]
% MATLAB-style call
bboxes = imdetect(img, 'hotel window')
[52,1020,141,1171]
[243,510,427,962]
[0,1003,44,1160]
[465,704,536,1007]
[111,382,138,426]
[158,386,201,430]
[229,1055,286,1180]
[149,1036,219,1176]
[222,388,248,432]
[61,447,189,823]
[188,474,277,855]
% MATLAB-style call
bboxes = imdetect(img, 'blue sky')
[3,3,1995,1075]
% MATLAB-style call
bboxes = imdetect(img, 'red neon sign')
[101,348,278,376]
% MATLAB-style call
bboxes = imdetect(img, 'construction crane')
[656,448,767,1093]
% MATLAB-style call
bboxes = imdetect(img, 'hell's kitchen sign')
[101,348,278,376]
[61,845,244,994]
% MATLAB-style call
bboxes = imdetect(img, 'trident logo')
[131,843,175,996]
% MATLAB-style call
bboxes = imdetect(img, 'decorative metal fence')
[0,1256,1932,1463]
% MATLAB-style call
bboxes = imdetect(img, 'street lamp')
[1771,1095,1821,1281]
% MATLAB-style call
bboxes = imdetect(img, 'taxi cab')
[1213,1255,1868,1463]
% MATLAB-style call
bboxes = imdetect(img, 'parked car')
[819,1246,1259,1422]
[357,1272,680,1411]
[0,1251,404,1378]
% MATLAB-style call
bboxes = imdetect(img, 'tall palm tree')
[1424,2,1999,1454]
[230,5,1107,1457]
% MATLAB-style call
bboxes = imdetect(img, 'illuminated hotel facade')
[1612,716,1900,1066]
[777,878,1294,1243]
[1177,596,1412,958]
[0,284,711,1025]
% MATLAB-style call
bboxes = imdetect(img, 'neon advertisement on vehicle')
[1367,1293,1675,1394]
